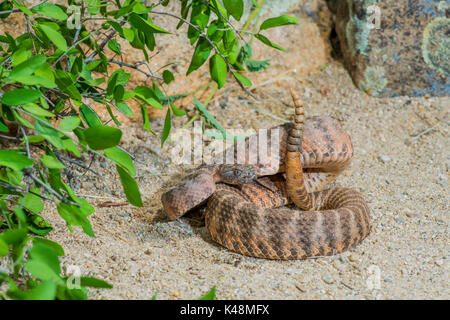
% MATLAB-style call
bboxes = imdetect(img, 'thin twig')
[25,15,37,52]
[412,124,437,140]
[0,134,19,141]
[52,30,100,68]
[1,56,11,67]
[0,0,49,15]
[92,220,131,245]
[29,173,63,201]
[206,1,247,44]
[253,107,289,123]
[19,125,31,158]
[149,10,255,98]
[85,21,127,63]
[59,155,102,177]
[0,181,53,202]
[107,59,163,80]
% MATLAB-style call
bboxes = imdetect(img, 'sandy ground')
[1,1,449,299]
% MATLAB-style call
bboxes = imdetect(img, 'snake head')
[219,164,257,185]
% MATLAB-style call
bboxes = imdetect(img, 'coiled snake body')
[162,90,370,260]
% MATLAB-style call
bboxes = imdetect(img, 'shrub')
[0,0,297,299]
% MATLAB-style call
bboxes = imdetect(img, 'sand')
[1,1,448,299]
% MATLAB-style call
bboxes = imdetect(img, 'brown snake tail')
[162,90,371,260]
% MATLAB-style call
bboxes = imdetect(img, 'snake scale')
[162,90,370,260]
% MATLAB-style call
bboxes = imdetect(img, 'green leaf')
[245,59,270,72]
[12,109,33,129]
[116,102,135,116]
[11,0,33,15]
[57,202,95,237]
[28,214,53,236]
[39,24,68,51]
[259,15,299,31]
[0,118,9,132]
[0,150,33,172]
[55,70,81,101]
[123,28,134,42]
[104,147,136,176]
[80,277,113,289]
[25,260,61,282]
[35,120,64,149]
[232,72,252,86]
[32,237,64,256]
[0,1,13,19]
[254,34,287,52]
[35,63,55,83]
[32,3,68,20]
[26,136,45,143]
[79,104,101,127]
[106,73,118,97]
[108,39,121,55]
[62,138,81,157]
[187,38,212,75]
[86,59,102,71]
[2,89,42,106]
[84,125,122,150]
[25,281,57,300]
[134,86,163,109]
[198,287,216,300]
[0,238,8,257]
[128,13,171,34]
[170,102,186,117]
[22,103,55,117]
[223,0,244,21]
[12,75,57,88]
[161,108,171,147]
[59,116,81,131]
[209,54,227,88]
[29,242,61,275]
[113,85,125,101]
[211,0,229,20]
[13,206,26,223]
[160,93,189,106]
[8,55,47,80]
[11,48,31,66]
[193,98,226,138]
[110,68,130,86]
[0,228,28,245]
[162,70,174,84]
[88,0,100,15]
[140,105,153,133]
[23,190,44,213]
[116,165,143,207]
[41,154,66,169]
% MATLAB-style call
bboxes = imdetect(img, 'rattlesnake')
[162,90,370,260]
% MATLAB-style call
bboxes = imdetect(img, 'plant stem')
[182,83,218,129]
[242,0,265,32]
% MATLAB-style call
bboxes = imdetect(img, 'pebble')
[435,259,443,267]
[395,216,405,224]
[322,275,334,284]
[130,265,139,276]
[406,211,419,218]
[378,155,391,163]
[348,254,359,262]
[384,277,393,283]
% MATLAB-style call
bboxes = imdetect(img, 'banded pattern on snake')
[162,90,370,260]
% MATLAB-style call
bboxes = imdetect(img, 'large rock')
[336,0,449,97]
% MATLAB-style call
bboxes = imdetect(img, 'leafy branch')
[0,0,297,300]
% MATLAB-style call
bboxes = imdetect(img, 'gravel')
[1,0,448,300]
